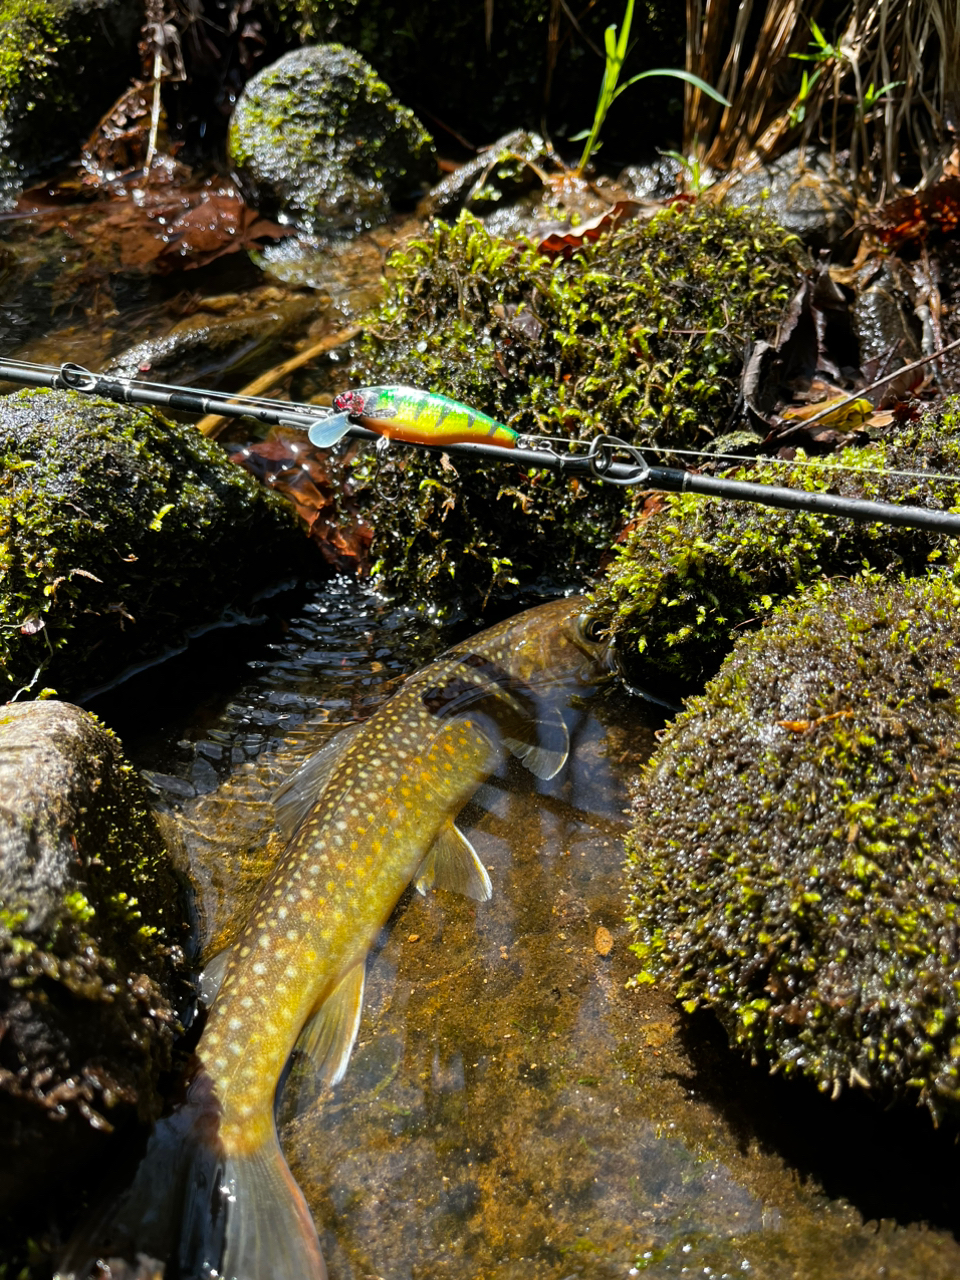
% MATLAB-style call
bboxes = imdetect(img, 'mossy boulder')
[591,410,960,697]
[228,43,436,234]
[260,0,686,163]
[0,699,191,1210]
[344,202,805,610]
[0,387,305,699]
[0,0,141,203]
[626,573,960,1119]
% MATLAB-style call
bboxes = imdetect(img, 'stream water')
[4,168,960,1279]
[84,577,960,1280]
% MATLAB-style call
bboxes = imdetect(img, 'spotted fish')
[57,596,612,1280]
[307,384,519,450]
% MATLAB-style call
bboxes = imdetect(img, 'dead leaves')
[16,171,288,278]
[226,432,372,572]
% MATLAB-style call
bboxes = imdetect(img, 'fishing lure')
[308,385,518,450]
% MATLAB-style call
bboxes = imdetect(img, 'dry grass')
[684,0,959,198]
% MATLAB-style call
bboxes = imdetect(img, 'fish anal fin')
[415,819,492,902]
[295,962,366,1088]
[307,413,353,449]
[273,722,364,841]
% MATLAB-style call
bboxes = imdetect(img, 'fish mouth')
[571,611,619,685]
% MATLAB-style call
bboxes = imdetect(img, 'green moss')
[0,387,303,698]
[626,572,960,1118]
[0,0,72,101]
[228,44,435,233]
[347,202,805,609]
[591,408,960,694]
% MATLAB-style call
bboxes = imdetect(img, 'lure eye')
[333,390,365,416]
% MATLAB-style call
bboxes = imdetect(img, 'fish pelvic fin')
[307,413,353,449]
[415,819,492,901]
[501,704,570,780]
[220,1129,327,1280]
[295,960,366,1088]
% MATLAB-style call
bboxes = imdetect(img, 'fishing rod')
[2,356,959,536]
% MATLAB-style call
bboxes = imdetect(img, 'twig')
[196,325,362,438]
[777,331,960,438]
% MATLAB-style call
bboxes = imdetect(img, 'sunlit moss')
[627,572,960,1118]
[0,388,302,698]
[348,202,805,609]
[591,408,960,695]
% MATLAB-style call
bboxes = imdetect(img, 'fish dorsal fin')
[501,704,569,780]
[294,961,366,1088]
[414,819,493,901]
[307,413,353,449]
[198,947,232,1007]
[273,722,364,841]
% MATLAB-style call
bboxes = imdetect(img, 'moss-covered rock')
[626,572,960,1119]
[0,699,191,1211]
[0,0,141,202]
[345,202,805,610]
[591,410,960,696]
[228,43,436,234]
[260,0,686,163]
[0,388,305,699]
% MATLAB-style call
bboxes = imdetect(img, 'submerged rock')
[0,699,191,1210]
[627,573,960,1119]
[228,44,436,234]
[0,387,305,699]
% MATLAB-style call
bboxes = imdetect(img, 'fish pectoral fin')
[501,705,570,780]
[295,961,366,1088]
[198,946,232,1006]
[415,820,492,902]
[273,722,365,840]
[307,413,353,449]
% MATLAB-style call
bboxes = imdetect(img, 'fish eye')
[577,613,607,643]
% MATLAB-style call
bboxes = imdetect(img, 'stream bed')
[86,577,960,1280]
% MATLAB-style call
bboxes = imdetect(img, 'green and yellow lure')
[308,385,518,450]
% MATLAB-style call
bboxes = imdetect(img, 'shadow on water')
[675,1008,960,1235]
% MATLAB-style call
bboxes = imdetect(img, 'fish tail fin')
[307,413,353,448]
[56,1071,327,1280]
[221,1131,327,1280]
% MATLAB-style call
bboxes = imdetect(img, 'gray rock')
[418,129,550,221]
[0,698,191,1210]
[228,44,435,235]
[720,147,856,253]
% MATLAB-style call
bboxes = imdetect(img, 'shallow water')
[91,577,960,1280]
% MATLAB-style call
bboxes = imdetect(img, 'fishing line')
[2,356,960,535]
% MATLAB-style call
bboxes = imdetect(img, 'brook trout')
[307,384,519,450]
[58,596,611,1280]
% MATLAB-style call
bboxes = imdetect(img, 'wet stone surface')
[94,576,960,1280]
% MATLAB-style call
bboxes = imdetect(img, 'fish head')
[484,596,616,695]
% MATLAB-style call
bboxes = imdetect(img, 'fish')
[307,384,519,451]
[57,596,612,1280]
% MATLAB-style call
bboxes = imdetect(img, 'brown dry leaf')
[536,200,644,259]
